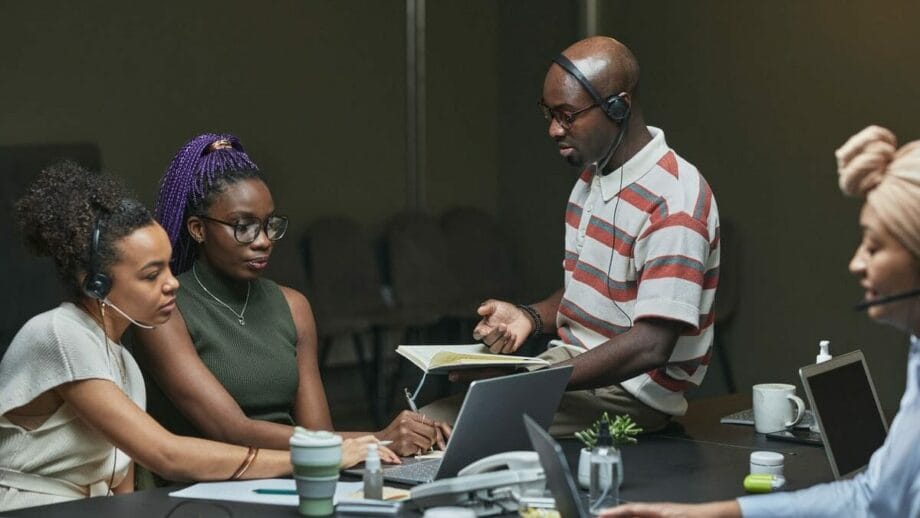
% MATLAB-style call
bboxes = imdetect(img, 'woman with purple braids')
[130,134,448,482]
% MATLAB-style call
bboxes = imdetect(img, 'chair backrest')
[301,217,388,323]
[440,206,517,306]
[713,219,740,325]
[266,239,308,294]
[385,211,458,316]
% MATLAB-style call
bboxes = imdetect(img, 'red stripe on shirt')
[648,368,698,392]
[565,202,583,229]
[657,150,679,178]
[693,175,714,222]
[571,262,638,302]
[620,185,669,225]
[641,255,706,285]
[640,212,709,242]
[585,219,636,257]
[672,348,714,376]
[703,267,719,289]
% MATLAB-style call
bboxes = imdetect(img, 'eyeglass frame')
[197,214,289,244]
[538,99,599,130]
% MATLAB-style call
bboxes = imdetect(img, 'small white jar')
[750,451,784,476]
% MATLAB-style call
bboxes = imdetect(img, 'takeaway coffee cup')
[290,427,342,517]
[752,383,806,434]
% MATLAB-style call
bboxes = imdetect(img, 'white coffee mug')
[752,383,806,434]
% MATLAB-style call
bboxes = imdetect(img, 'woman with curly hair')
[600,126,920,517]
[130,134,449,474]
[0,162,388,511]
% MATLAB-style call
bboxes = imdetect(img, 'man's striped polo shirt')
[551,126,720,416]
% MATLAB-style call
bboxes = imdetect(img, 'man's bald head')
[559,36,640,99]
[542,36,649,171]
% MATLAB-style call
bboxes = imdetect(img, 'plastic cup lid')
[750,451,784,466]
[290,427,343,447]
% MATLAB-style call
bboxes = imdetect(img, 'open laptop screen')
[801,351,888,479]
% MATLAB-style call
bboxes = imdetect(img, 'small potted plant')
[574,412,641,489]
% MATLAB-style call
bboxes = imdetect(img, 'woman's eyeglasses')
[199,215,289,244]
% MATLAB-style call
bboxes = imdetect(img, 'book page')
[428,351,544,369]
[396,344,493,370]
[396,344,549,372]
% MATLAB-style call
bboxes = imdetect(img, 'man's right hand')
[472,300,534,354]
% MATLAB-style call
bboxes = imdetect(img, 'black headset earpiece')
[552,54,630,124]
[83,221,112,300]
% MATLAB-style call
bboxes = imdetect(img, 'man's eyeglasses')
[538,100,598,130]
[199,215,289,244]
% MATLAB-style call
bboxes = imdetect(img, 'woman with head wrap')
[599,125,920,517]
[130,134,448,484]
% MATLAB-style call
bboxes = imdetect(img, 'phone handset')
[458,451,542,476]
[410,451,547,515]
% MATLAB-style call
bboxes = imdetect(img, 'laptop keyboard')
[720,408,816,430]
[382,459,441,483]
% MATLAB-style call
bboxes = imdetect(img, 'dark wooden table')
[5,393,833,516]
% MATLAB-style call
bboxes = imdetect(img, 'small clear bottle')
[363,444,383,500]
[816,340,832,364]
[589,421,620,513]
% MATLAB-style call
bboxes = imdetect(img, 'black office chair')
[712,219,741,394]
[301,217,393,425]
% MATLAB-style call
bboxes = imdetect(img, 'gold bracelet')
[230,446,259,480]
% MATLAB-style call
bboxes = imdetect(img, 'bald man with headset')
[428,37,720,435]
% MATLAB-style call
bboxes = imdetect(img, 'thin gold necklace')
[192,264,251,326]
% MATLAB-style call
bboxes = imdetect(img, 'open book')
[396,344,550,374]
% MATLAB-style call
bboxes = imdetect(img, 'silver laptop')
[524,413,588,518]
[355,365,572,485]
[799,350,888,479]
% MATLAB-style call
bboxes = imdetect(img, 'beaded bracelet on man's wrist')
[516,303,543,338]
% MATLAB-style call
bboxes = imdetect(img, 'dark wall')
[0,0,501,233]
[3,1,917,410]
[592,0,920,408]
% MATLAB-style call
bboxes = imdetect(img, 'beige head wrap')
[836,125,920,258]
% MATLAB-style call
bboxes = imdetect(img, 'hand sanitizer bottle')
[363,444,383,500]
[816,340,832,364]
[589,421,620,513]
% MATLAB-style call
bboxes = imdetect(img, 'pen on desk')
[253,488,297,495]
[404,388,419,413]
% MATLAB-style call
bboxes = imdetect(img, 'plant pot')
[577,447,623,490]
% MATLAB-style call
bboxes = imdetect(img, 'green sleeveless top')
[141,259,299,439]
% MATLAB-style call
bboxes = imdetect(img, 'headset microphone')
[84,218,156,329]
[853,288,920,310]
[102,299,155,329]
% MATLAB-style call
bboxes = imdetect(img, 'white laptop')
[799,350,888,479]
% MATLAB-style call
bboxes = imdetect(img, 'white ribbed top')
[0,303,145,511]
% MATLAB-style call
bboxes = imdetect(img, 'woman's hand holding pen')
[377,410,452,456]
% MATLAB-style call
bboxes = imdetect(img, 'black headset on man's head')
[552,54,630,124]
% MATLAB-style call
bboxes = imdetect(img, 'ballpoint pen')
[252,488,297,495]
[404,387,419,413]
